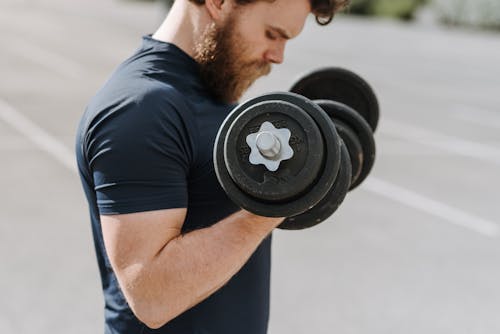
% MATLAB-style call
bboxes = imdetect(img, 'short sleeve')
[85,88,194,215]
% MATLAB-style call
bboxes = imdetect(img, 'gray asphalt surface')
[1,1,500,333]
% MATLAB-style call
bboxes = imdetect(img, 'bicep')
[101,208,187,271]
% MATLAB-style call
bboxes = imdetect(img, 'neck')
[152,0,211,59]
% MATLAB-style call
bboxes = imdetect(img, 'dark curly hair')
[188,0,350,25]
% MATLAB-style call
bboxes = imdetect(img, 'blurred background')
[1,0,499,333]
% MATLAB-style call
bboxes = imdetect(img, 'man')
[76,0,348,332]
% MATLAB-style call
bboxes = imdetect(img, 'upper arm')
[101,208,187,272]
[86,86,195,215]
[100,208,187,328]
[84,84,196,327]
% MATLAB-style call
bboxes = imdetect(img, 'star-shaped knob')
[245,121,294,172]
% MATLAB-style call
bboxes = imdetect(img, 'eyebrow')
[268,25,291,40]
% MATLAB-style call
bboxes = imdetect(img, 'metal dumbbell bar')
[214,67,379,230]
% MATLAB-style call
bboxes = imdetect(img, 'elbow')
[141,317,169,330]
[113,262,183,328]
[132,300,175,330]
[129,298,175,329]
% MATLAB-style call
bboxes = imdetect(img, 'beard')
[194,16,271,104]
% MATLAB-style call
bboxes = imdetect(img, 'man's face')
[194,0,311,103]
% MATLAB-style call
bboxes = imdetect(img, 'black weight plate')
[290,67,379,131]
[224,100,324,202]
[334,120,363,186]
[278,142,351,230]
[214,92,341,217]
[315,100,375,190]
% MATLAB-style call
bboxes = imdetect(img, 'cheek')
[232,21,267,61]
[239,34,269,62]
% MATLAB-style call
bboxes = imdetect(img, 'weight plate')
[334,120,363,186]
[213,92,341,217]
[278,142,351,230]
[290,67,379,131]
[316,100,375,190]
[224,100,324,202]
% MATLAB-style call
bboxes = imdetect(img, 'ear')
[205,0,226,22]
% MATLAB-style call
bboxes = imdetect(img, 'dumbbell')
[213,67,379,229]
[282,67,378,229]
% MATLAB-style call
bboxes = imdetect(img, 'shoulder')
[81,80,198,165]
[85,76,194,135]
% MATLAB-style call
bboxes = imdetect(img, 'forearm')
[125,210,283,328]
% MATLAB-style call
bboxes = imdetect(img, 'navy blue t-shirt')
[75,35,272,334]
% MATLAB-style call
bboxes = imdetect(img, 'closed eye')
[266,25,291,40]
[266,30,278,41]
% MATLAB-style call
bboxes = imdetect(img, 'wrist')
[239,210,284,230]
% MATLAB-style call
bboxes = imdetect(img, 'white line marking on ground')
[5,39,85,79]
[381,119,500,165]
[456,114,500,130]
[0,99,77,173]
[363,177,499,237]
[453,105,500,130]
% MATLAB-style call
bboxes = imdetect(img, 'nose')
[264,42,285,64]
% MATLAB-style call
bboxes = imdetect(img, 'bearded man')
[75,0,348,332]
